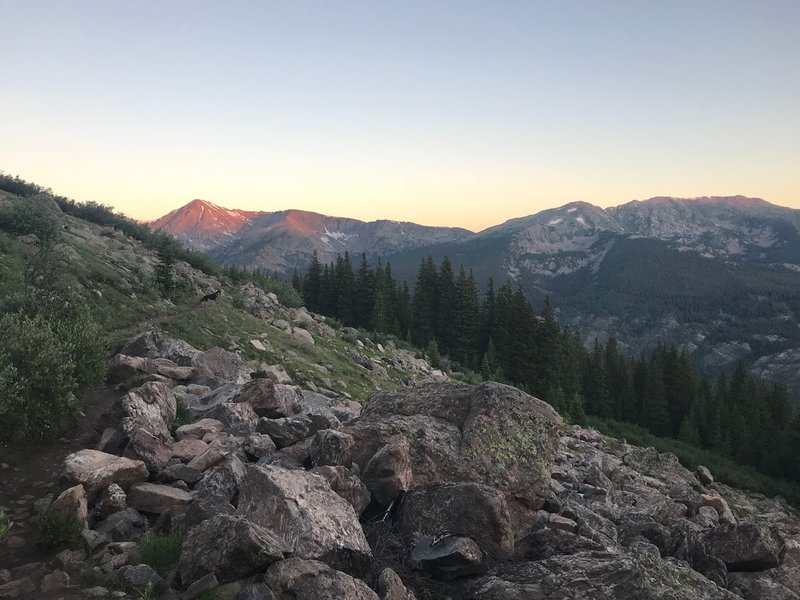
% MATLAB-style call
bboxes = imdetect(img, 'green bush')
[0,199,58,243]
[37,510,83,549]
[0,307,106,445]
[137,531,183,575]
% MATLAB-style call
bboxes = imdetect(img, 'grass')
[0,510,13,539]
[173,398,192,431]
[137,530,184,575]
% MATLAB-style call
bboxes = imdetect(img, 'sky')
[1,1,799,232]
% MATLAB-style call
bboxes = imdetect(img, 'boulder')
[237,464,372,574]
[194,347,249,383]
[62,450,148,500]
[361,435,412,506]
[127,482,193,514]
[310,429,355,467]
[156,463,203,486]
[120,331,162,358]
[147,357,196,381]
[203,402,259,434]
[395,482,515,553]
[243,433,277,460]
[257,415,312,448]
[123,428,174,473]
[177,514,288,586]
[312,466,371,516]
[187,437,240,473]
[234,583,277,600]
[97,427,127,455]
[345,383,562,512]
[705,519,786,571]
[232,380,302,418]
[696,465,714,485]
[49,484,89,529]
[700,494,736,526]
[94,508,146,542]
[172,438,209,462]
[411,535,486,581]
[120,381,177,440]
[265,558,378,600]
[176,418,225,441]
[194,455,247,503]
[376,568,417,600]
[107,354,148,384]
[99,483,127,518]
[292,327,315,345]
[118,564,162,593]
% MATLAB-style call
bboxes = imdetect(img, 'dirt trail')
[0,385,118,571]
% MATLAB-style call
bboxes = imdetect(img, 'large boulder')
[232,379,302,418]
[127,482,193,514]
[119,381,177,440]
[177,515,288,586]
[193,347,249,383]
[62,450,148,500]
[123,428,174,473]
[312,466,371,516]
[395,482,515,553]
[49,484,89,529]
[705,519,786,571]
[345,382,562,511]
[237,464,372,575]
[265,559,378,600]
[410,535,486,581]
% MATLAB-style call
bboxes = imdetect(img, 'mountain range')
[151,196,800,397]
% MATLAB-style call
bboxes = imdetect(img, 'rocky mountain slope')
[2,295,800,598]
[150,200,262,252]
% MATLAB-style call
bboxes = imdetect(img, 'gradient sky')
[2,1,799,231]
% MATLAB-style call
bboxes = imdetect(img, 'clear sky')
[2,1,799,231]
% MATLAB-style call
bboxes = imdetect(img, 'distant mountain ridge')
[151,195,800,396]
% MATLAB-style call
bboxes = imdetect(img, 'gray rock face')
[265,558,379,600]
[395,482,514,553]
[705,519,786,571]
[411,535,486,581]
[177,514,288,586]
[120,381,177,440]
[62,450,148,500]
[237,464,372,575]
[346,382,562,513]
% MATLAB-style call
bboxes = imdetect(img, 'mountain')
[151,199,473,272]
[150,199,263,251]
[151,196,800,396]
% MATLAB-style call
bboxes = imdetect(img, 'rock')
[97,427,127,455]
[194,347,249,383]
[292,327,315,345]
[705,518,786,571]
[39,570,69,593]
[237,464,372,575]
[148,357,196,381]
[548,515,578,534]
[188,437,239,472]
[127,482,193,514]
[696,465,714,485]
[728,571,800,600]
[243,433,277,460]
[232,380,301,418]
[156,463,203,486]
[700,493,736,525]
[263,364,293,384]
[107,354,148,384]
[49,484,88,528]
[346,382,562,513]
[250,339,268,352]
[257,415,312,448]
[176,418,225,441]
[82,529,110,554]
[362,435,413,506]
[123,428,174,473]
[185,573,219,598]
[119,381,177,440]
[172,438,209,462]
[94,508,146,542]
[195,455,247,503]
[62,450,148,500]
[376,568,416,600]
[265,558,378,600]
[411,535,485,580]
[118,564,162,593]
[694,506,720,528]
[0,577,36,599]
[203,402,259,434]
[178,515,288,586]
[395,482,515,553]
[99,483,127,518]
[312,466,371,516]
[121,331,162,359]
[515,527,605,561]
[310,429,355,467]
[234,582,277,599]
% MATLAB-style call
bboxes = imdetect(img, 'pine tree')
[411,256,437,346]
[303,250,322,311]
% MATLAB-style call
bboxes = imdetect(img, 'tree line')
[300,251,800,484]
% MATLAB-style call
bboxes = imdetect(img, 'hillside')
[2,186,800,598]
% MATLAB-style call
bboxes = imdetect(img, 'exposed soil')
[0,385,119,571]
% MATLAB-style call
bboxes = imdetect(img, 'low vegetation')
[137,530,183,575]
[37,510,83,550]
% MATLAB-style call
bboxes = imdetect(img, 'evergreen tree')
[303,251,322,311]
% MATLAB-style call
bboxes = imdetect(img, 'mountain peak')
[150,199,262,248]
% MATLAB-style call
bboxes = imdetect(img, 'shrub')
[0,510,13,539]
[53,305,107,387]
[37,510,83,549]
[0,199,59,243]
[173,399,192,431]
[137,531,183,575]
